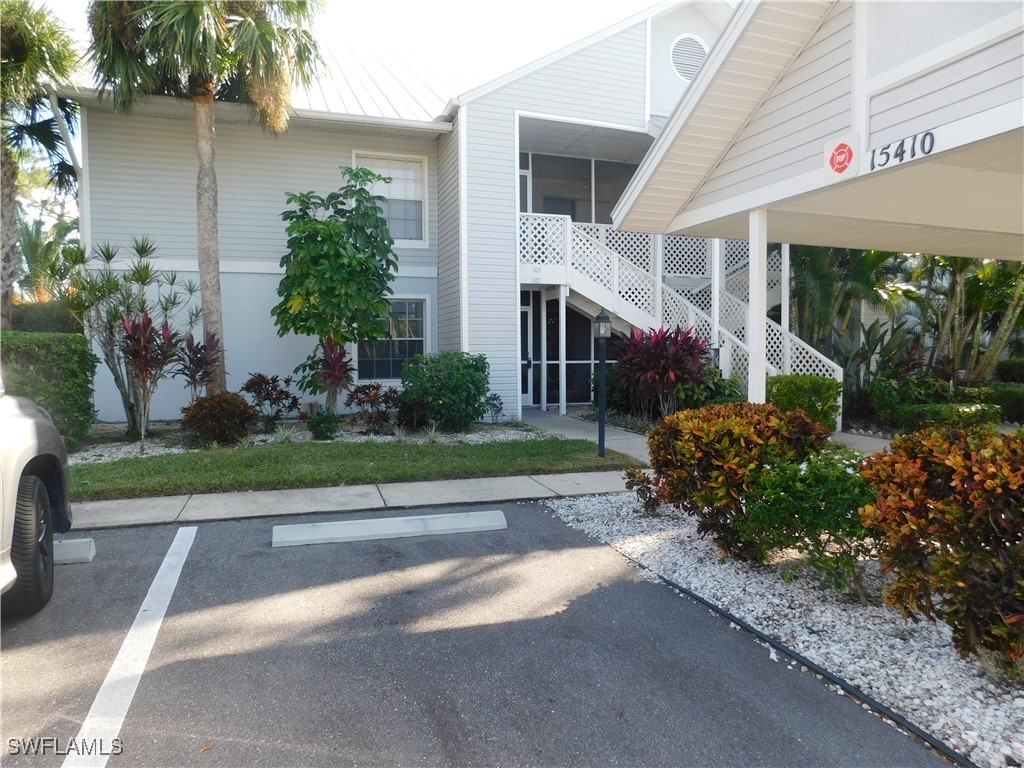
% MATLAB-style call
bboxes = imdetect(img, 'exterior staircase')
[518,213,843,394]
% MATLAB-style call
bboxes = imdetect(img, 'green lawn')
[70,437,641,501]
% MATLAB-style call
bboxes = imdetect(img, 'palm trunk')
[192,92,228,394]
[932,266,967,373]
[1,141,20,330]
[972,274,1024,382]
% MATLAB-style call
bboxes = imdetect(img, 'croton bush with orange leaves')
[860,427,1024,678]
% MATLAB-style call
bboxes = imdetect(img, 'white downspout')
[711,238,722,350]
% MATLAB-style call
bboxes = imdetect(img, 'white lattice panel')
[725,239,748,272]
[519,215,567,265]
[789,339,844,380]
[664,236,709,277]
[575,224,605,244]
[720,292,746,337]
[607,229,653,272]
[618,261,655,316]
[570,230,613,290]
[766,324,785,371]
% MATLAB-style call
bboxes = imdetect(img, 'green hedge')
[905,402,1003,431]
[11,302,81,333]
[994,358,1024,384]
[766,373,843,432]
[954,383,1024,423]
[1,332,97,449]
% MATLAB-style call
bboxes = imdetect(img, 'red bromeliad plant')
[120,312,181,453]
[616,326,710,418]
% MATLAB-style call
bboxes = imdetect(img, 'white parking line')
[63,527,197,768]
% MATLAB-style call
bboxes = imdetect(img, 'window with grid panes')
[354,154,425,244]
[357,299,425,379]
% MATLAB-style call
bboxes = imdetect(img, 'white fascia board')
[611,0,762,231]
[291,109,452,135]
[64,86,451,135]
[452,0,682,108]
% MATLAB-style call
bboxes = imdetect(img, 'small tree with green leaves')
[272,166,398,411]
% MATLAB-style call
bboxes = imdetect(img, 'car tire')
[3,475,54,617]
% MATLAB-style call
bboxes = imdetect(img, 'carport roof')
[613,0,1024,262]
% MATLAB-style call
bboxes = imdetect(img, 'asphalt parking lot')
[2,502,944,767]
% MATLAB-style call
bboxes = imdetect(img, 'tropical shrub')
[614,326,709,418]
[625,402,828,558]
[306,409,339,440]
[344,382,400,433]
[241,373,300,433]
[11,301,80,333]
[995,357,1024,384]
[399,351,489,432]
[172,330,222,403]
[736,447,874,599]
[677,365,745,409]
[294,339,355,413]
[903,402,1002,431]
[767,373,843,432]
[0,331,96,449]
[860,428,1024,677]
[120,312,181,453]
[954,383,1024,423]
[867,374,949,430]
[181,392,257,446]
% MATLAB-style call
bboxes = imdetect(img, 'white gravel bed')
[69,422,546,465]
[547,492,1024,768]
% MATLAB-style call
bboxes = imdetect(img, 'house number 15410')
[870,131,935,171]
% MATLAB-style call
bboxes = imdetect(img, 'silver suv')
[0,376,73,616]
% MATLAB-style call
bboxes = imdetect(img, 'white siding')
[649,6,725,118]
[461,23,649,411]
[866,2,1019,78]
[868,34,1023,148]
[688,2,854,210]
[436,110,462,351]
[84,105,442,420]
[86,108,440,273]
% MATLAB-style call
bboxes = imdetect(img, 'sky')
[44,0,665,93]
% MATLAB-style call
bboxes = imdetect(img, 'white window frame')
[352,151,429,249]
[353,295,432,383]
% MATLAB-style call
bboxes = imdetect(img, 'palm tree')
[15,214,77,301]
[0,0,79,330]
[87,1,322,393]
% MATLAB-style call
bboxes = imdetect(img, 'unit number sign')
[869,131,936,172]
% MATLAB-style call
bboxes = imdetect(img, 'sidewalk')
[73,470,631,530]
[72,411,891,531]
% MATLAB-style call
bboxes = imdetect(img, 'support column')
[653,235,664,324]
[558,285,568,416]
[781,243,791,374]
[747,209,768,403]
[711,238,723,347]
[540,292,548,411]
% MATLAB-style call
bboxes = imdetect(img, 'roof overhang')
[62,87,452,137]
[613,0,836,233]
[615,0,1024,262]
[670,128,1023,261]
[519,115,655,164]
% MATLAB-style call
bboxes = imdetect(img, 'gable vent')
[670,35,708,82]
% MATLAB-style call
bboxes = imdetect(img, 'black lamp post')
[594,310,612,457]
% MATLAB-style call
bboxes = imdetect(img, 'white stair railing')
[517,213,840,393]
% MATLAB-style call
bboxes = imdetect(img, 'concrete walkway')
[522,407,891,456]
[73,412,890,531]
